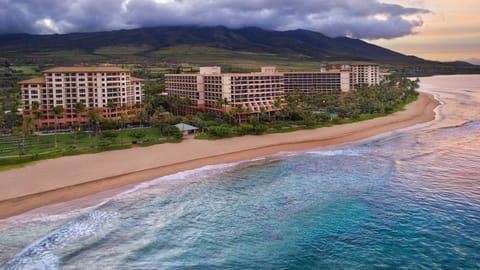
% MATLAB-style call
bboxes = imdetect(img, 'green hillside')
[0,26,478,75]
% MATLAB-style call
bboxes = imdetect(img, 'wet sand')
[0,93,439,218]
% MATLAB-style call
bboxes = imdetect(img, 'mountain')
[465,58,480,65]
[0,26,422,62]
[0,26,478,75]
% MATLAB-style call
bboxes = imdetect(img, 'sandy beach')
[0,92,439,218]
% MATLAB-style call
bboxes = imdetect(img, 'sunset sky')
[371,0,480,63]
[0,0,478,63]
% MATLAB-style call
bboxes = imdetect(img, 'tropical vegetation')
[0,69,419,169]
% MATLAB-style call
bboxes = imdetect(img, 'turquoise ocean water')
[1,75,479,269]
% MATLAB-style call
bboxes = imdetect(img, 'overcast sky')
[0,0,428,39]
[0,0,478,62]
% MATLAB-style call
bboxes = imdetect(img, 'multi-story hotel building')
[349,62,380,87]
[165,65,366,113]
[283,70,351,95]
[327,62,380,89]
[167,62,381,117]
[166,66,284,113]
[19,65,144,127]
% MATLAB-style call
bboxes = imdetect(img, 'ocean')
[1,75,479,269]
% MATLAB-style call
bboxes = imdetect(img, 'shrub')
[253,124,268,135]
[128,129,147,140]
[100,130,118,140]
[163,126,183,139]
[318,113,331,122]
[351,114,360,121]
[238,124,255,135]
[100,119,117,130]
[97,139,112,150]
[207,125,233,138]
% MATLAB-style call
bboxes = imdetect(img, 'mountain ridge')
[0,25,478,76]
[0,25,424,62]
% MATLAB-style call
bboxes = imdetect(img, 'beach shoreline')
[0,92,440,219]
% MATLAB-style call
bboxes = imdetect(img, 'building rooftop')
[167,66,284,77]
[328,61,379,66]
[131,76,144,82]
[283,70,347,74]
[166,72,284,76]
[174,123,199,132]
[43,66,129,73]
[18,77,45,84]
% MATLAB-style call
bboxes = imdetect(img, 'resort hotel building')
[165,62,380,115]
[18,62,379,126]
[19,65,144,127]
[326,62,381,89]
[166,66,284,114]
[283,70,351,95]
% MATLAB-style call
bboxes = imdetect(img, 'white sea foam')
[0,209,119,270]
[0,155,282,227]
[274,151,300,157]
[306,148,364,156]
[0,205,99,228]
[113,156,272,199]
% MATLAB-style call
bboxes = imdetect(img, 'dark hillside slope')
[0,26,423,62]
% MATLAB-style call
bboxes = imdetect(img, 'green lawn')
[0,127,179,170]
[9,65,40,76]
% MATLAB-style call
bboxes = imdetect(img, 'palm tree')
[31,101,40,125]
[136,109,147,126]
[216,97,229,110]
[106,101,117,125]
[107,101,116,110]
[169,96,181,116]
[52,106,64,148]
[228,104,245,125]
[73,102,86,145]
[20,116,34,154]
[107,101,117,118]
[259,107,270,123]
[23,116,34,134]
[120,113,128,145]
[151,107,167,137]
[143,100,154,122]
[31,101,43,143]
[86,109,102,143]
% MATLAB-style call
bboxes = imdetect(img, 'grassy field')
[5,44,327,74]
[0,127,178,170]
[6,44,476,76]
[148,45,322,71]
[94,45,153,56]
[8,65,39,76]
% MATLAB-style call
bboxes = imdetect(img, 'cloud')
[0,0,429,39]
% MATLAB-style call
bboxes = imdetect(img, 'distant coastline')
[0,92,440,219]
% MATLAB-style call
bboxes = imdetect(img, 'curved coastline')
[0,92,440,219]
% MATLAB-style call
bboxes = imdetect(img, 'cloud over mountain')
[0,0,429,39]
